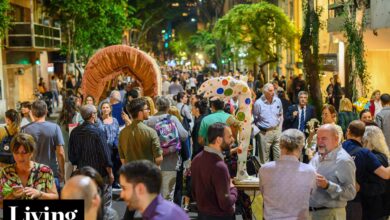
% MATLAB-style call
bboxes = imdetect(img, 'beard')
[126,192,140,211]
[221,140,232,151]
[317,144,329,155]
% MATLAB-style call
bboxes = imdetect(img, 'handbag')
[246,155,261,176]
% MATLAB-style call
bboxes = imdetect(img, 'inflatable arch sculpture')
[82,45,162,101]
[198,76,252,181]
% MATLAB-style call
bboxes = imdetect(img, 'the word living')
[9,206,78,220]
[3,200,84,220]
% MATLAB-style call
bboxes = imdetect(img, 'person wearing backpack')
[0,109,21,168]
[145,96,188,202]
[118,97,163,220]
[176,92,192,159]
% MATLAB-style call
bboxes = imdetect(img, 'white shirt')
[374,100,383,117]
[189,77,197,87]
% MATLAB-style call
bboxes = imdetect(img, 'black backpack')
[246,155,261,176]
[0,127,15,164]
[180,105,191,131]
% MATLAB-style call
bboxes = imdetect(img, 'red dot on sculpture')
[222,80,228,86]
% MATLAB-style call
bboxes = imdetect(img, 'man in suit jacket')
[285,91,316,133]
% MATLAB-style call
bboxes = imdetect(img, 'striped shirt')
[69,121,112,177]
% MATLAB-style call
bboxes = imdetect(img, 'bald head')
[317,124,340,155]
[318,124,339,138]
[62,176,99,212]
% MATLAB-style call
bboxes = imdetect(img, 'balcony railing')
[7,22,61,50]
[326,0,390,33]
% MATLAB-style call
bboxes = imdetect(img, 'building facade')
[0,0,61,116]
[326,0,390,96]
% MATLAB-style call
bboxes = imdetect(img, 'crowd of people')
[0,68,388,220]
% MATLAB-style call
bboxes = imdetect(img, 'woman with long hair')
[144,96,157,116]
[338,98,358,134]
[361,126,390,220]
[99,102,120,189]
[57,96,82,180]
[369,90,382,118]
[0,109,21,167]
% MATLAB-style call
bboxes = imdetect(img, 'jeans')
[51,90,59,107]
[54,177,61,196]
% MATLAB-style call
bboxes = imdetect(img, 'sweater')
[191,149,238,217]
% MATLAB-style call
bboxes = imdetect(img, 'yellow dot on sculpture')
[242,87,248,93]
[237,112,245,121]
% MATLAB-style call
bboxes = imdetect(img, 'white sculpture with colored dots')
[198,77,253,181]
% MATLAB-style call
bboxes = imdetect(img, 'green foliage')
[128,0,184,49]
[301,0,323,71]
[43,0,138,61]
[300,0,323,117]
[0,0,11,39]
[170,29,232,65]
[343,0,369,100]
[189,30,217,61]
[213,2,298,66]
[170,38,189,58]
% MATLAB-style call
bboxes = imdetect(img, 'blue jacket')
[285,104,316,130]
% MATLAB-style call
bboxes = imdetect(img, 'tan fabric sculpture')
[82,45,162,101]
